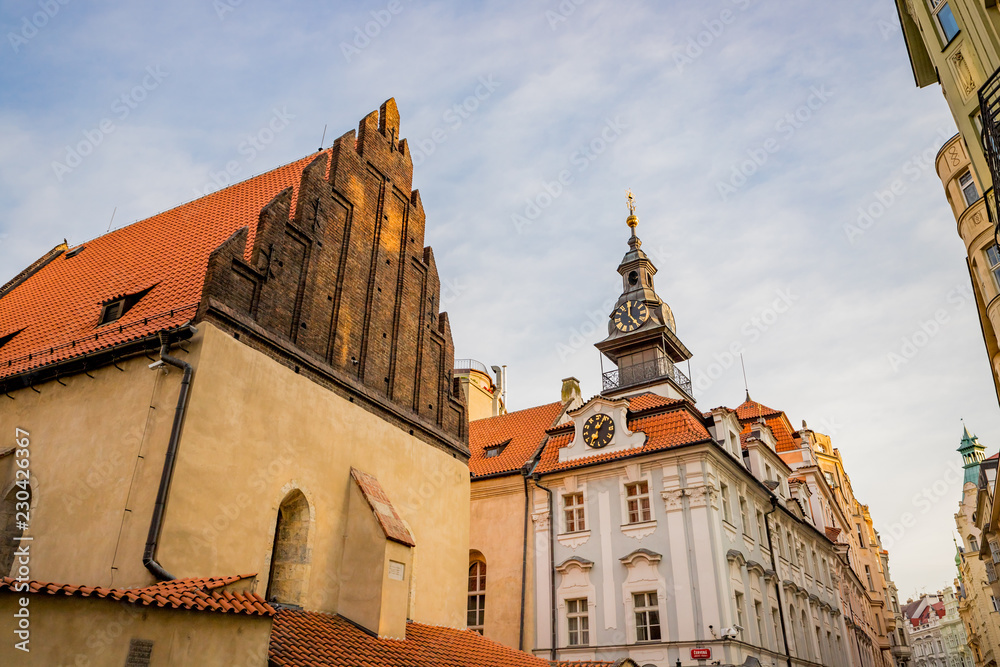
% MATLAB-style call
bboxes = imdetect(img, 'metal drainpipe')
[142,329,195,580]
[519,470,530,651]
[765,496,793,667]
[532,474,557,661]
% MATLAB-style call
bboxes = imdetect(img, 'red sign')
[691,648,712,660]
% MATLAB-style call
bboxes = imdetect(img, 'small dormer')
[708,407,743,460]
[337,468,415,638]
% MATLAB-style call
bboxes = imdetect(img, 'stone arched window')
[0,484,30,577]
[265,489,311,605]
[468,551,487,634]
[969,535,979,551]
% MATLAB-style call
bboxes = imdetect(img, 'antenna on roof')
[740,353,750,402]
[318,124,328,152]
[106,207,117,233]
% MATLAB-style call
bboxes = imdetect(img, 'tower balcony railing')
[602,356,692,396]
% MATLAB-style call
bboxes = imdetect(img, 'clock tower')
[595,192,694,401]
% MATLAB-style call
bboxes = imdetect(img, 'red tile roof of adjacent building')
[468,401,565,478]
[350,467,416,547]
[0,150,333,381]
[268,608,555,667]
[626,393,684,413]
[0,574,273,616]
[825,526,842,541]
[736,397,799,453]
[534,402,712,474]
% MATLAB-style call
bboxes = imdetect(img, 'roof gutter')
[143,327,196,580]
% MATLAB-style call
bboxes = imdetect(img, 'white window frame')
[624,480,652,524]
[721,481,733,524]
[567,597,590,646]
[740,497,751,537]
[467,560,486,634]
[927,0,960,43]
[563,492,586,533]
[633,591,662,642]
[959,170,979,207]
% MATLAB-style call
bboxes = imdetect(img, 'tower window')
[959,170,979,207]
[468,558,486,634]
[627,271,639,286]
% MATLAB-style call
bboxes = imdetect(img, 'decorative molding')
[687,485,716,509]
[661,488,685,512]
[531,510,550,531]
[555,556,594,573]
[621,520,657,541]
[620,548,663,566]
[558,396,646,463]
[557,530,591,550]
[726,549,747,567]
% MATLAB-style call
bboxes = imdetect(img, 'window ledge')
[621,520,656,540]
[557,530,591,549]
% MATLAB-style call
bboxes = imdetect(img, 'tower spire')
[625,188,640,250]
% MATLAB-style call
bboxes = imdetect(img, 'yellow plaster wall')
[156,322,469,627]
[469,474,534,650]
[0,347,196,587]
[0,593,271,667]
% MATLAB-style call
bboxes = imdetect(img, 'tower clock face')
[613,300,649,332]
[582,413,615,448]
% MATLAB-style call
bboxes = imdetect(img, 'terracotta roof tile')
[268,608,554,666]
[468,401,565,478]
[0,150,333,381]
[350,467,416,547]
[735,398,783,421]
[625,393,684,413]
[0,574,273,616]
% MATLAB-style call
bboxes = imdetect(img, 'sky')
[0,0,993,600]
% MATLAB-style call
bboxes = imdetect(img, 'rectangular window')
[625,481,652,524]
[564,493,586,533]
[567,598,589,646]
[735,592,745,629]
[756,509,766,544]
[959,170,979,207]
[772,608,783,651]
[856,522,866,548]
[633,592,661,642]
[929,0,960,42]
[740,498,750,536]
[721,482,732,523]
[865,565,875,591]
[754,600,764,645]
[990,539,1000,563]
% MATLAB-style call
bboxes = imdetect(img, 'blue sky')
[0,0,991,598]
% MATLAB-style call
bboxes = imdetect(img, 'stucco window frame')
[618,469,656,540]
[557,479,591,549]
[620,549,667,645]
[556,558,597,648]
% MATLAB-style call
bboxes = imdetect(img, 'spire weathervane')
[626,188,636,216]
[625,189,639,240]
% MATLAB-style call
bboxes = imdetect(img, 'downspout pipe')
[143,329,195,580]
[519,470,530,651]
[531,473,557,661]
[765,495,793,667]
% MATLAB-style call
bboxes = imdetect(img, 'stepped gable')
[0,99,467,452]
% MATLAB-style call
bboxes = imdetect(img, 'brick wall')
[198,99,467,455]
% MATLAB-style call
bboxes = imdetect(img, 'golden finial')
[625,189,638,229]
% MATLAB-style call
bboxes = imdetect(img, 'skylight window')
[98,286,155,326]
[484,441,510,458]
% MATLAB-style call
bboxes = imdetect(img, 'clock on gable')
[582,413,614,448]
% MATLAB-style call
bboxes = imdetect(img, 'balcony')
[891,645,912,662]
[602,356,692,395]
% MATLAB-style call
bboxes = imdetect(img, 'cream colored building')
[897,0,1000,405]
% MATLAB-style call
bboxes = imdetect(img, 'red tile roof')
[534,403,712,474]
[825,526,842,541]
[350,467,416,547]
[468,401,565,478]
[0,574,273,616]
[0,150,332,381]
[736,397,798,453]
[626,393,684,413]
[268,608,554,666]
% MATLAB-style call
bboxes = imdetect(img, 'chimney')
[561,377,582,408]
